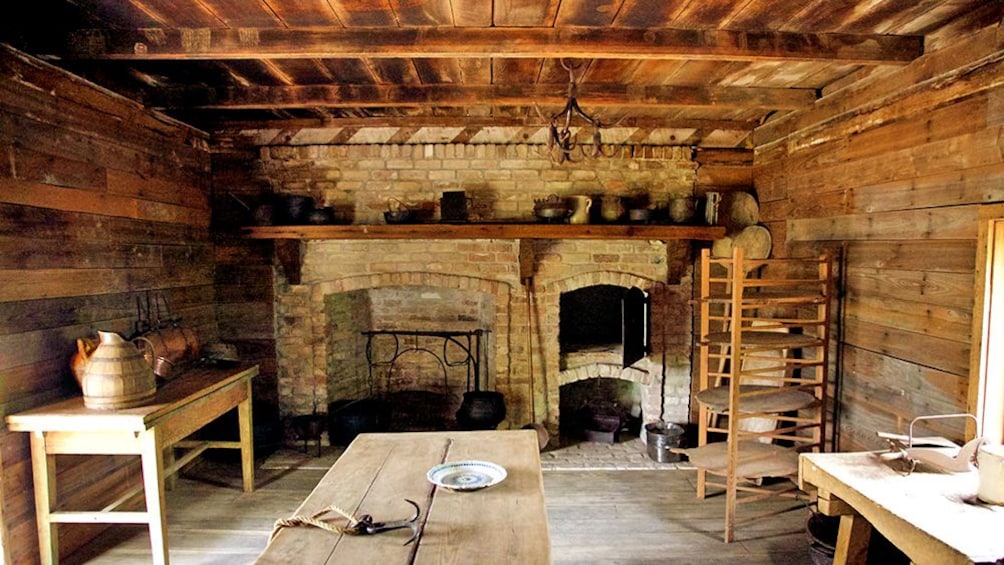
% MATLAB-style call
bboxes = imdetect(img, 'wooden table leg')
[237,391,255,493]
[140,429,170,565]
[833,513,872,565]
[29,432,59,565]
[163,446,177,491]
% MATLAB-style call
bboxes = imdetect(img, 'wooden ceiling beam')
[206,116,760,132]
[150,84,817,110]
[64,27,923,65]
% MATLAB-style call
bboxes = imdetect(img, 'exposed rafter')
[63,27,924,65]
[150,84,817,111]
[206,116,761,132]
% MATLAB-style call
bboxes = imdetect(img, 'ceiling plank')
[613,0,688,28]
[493,58,543,85]
[493,0,560,26]
[262,0,343,27]
[670,0,743,28]
[149,83,817,110]
[554,0,621,27]
[325,0,396,26]
[188,0,282,27]
[128,0,223,27]
[450,0,493,27]
[64,27,923,65]
[389,0,454,25]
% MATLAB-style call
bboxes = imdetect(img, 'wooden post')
[238,385,256,493]
[140,428,169,565]
[834,514,872,565]
[274,240,303,285]
[29,432,58,564]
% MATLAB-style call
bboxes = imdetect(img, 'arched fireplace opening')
[324,285,496,439]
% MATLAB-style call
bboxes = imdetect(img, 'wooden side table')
[6,364,258,565]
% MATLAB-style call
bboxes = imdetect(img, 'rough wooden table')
[799,451,1004,565]
[5,364,258,565]
[258,430,550,564]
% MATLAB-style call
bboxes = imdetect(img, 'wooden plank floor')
[545,470,812,564]
[65,449,815,564]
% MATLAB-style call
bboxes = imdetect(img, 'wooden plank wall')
[753,25,1003,451]
[695,147,753,196]
[0,46,213,563]
[209,147,279,435]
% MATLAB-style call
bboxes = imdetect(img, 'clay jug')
[668,197,696,224]
[80,331,157,410]
[70,336,97,388]
[600,195,624,222]
[568,195,592,224]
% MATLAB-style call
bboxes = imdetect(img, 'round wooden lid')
[704,331,823,348]
[710,224,772,260]
[677,441,799,478]
[696,385,819,413]
[719,191,760,233]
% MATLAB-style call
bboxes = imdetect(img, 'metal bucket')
[645,422,685,463]
[806,513,838,565]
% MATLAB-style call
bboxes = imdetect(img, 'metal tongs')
[346,499,422,545]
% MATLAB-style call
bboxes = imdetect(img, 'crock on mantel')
[243,223,726,284]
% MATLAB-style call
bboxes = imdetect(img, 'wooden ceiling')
[1,1,999,147]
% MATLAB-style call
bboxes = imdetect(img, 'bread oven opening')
[559,285,649,369]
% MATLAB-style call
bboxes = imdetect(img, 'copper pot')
[143,326,200,380]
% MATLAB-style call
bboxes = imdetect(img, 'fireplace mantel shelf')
[243,223,725,284]
[243,223,725,241]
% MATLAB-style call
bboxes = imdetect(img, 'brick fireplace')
[273,237,694,436]
[263,143,698,438]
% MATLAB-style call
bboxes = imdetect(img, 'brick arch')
[548,271,658,295]
[558,363,651,387]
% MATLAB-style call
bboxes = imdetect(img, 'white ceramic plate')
[427,460,507,491]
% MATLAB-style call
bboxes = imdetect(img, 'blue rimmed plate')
[427,460,507,491]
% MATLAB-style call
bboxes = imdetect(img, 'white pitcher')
[568,195,592,224]
[978,442,1004,505]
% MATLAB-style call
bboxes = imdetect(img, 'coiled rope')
[270,504,360,543]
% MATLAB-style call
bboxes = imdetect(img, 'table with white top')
[799,451,1004,565]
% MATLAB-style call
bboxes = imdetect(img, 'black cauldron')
[281,194,315,225]
[456,391,506,430]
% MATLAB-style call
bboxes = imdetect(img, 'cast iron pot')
[456,391,506,430]
[282,194,315,225]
